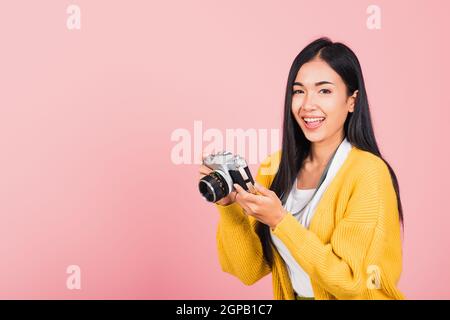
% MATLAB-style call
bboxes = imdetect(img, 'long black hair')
[256,37,404,266]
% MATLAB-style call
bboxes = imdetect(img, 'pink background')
[0,0,449,299]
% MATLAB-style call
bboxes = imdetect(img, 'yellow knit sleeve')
[271,160,404,299]
[214,152,279,285]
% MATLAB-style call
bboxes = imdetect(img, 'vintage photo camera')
[199,151,256,203]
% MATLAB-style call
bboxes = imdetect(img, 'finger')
[254,182,274,197]
[199,163,213,172]
[199,166,212,175]
[233,183,247,195]
[246,182,258,195]
[234,183,260,204]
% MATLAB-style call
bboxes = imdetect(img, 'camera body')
[199,151,255,203]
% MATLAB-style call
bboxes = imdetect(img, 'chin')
[301,128,327,143]
[304,135,326,143]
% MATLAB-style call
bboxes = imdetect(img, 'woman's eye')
[293,89,330,95]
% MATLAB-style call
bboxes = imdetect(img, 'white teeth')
[303,117,325,122]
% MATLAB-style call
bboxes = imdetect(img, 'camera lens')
[198,171,230,202]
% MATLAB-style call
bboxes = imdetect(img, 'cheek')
[291,98,301,114]
[324,104,350,127]
[320,95,340,111]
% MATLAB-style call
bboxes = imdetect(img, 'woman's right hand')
[198,164,237,206]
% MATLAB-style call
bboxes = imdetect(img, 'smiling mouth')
[302,117,325,129]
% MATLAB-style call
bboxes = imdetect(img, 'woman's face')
[291,58,358,144]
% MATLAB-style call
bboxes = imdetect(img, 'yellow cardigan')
[215,146,404,300]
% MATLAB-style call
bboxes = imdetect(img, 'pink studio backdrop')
[0,0,449,299]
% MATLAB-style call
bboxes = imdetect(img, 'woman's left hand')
[233,182,288,230]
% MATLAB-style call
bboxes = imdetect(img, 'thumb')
[254,182,272,197]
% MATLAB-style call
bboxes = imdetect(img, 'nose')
[301,93,317,111]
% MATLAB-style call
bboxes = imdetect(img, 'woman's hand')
[233,182,287,230]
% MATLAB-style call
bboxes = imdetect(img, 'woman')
[199,37,404,300]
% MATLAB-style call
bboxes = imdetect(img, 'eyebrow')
[293,81,335,87]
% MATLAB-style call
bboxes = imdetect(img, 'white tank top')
[270,180,316,297]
